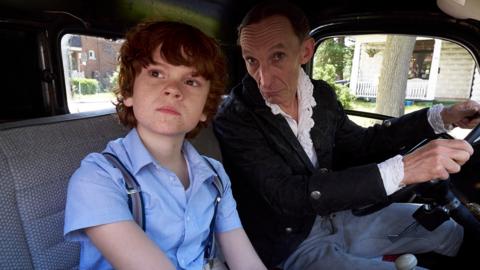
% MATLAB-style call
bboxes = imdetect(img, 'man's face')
[239,15,313,108]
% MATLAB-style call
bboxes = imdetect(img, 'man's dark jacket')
[213,75,437,268]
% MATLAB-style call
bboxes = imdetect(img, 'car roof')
[2,0,474,43]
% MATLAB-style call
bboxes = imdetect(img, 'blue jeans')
[282,203,463,270]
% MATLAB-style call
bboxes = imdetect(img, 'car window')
[313,34,480,139]
[61,34,124,113]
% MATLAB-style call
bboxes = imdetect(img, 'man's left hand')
[441,100,480,129]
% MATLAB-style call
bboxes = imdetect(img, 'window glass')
[61,34,124,113]
[88,50,96,60]
[313,34,480,139]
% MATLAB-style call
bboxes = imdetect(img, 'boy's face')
[124,46,210,139]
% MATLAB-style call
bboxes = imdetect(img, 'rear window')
[61,34,124,113]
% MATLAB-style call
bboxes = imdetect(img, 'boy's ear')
[199,112,207,122]
[124,96,133,107]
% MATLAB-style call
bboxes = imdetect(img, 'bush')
[313,64,355,109]
[332,83,355,109]
[313,63,336,83]
[71,78,99,95]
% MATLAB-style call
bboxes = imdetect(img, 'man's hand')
[402,139,473,185]
[441,100,480,129]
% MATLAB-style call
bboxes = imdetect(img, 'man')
[213,1,480,270]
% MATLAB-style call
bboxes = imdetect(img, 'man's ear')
[300,37,315,64]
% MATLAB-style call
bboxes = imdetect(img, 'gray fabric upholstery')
[0,110,222,269]
[189,123,222,162]
[0,112,128,269]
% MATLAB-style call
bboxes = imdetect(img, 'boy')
[64,21,265,270]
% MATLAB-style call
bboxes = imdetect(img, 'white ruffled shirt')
[265,68,318,166]
[265,68,450,195]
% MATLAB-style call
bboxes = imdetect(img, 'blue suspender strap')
[202,157,225,267]
[102,152,146,231]
[102,153,222,266]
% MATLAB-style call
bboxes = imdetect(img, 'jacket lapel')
[309,83,336,168]
[241,76,315,172]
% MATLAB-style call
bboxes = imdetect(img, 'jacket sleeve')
[332,101,438,169]
[214,101,390,217]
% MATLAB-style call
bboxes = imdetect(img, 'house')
[61,34,123,92]
[349,35,480,102]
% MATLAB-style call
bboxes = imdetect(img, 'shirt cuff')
[215,211,243,233]
[427,104,454,134]
[378,155,405,195]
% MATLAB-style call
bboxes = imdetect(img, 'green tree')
[313,38,355,108]
[314,37,353,80]
[375,35,416,117]
[108,66,119,92]
[313,64,355,109]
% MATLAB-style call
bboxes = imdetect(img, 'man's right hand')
[402,139,473,185]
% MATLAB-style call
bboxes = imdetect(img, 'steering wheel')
[352,122,480,232]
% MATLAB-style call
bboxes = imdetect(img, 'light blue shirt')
[64,128,242,270]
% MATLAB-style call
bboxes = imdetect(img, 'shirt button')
[310,190,322,200]
[383,119,392,127]
[186,216,190,221]
[285,227,293,233]
[319,168,328,173]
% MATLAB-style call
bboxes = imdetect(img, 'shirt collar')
[297,67,317,115]
[121,129,217,183]
[122,128,156,174]
[182,141,217,185]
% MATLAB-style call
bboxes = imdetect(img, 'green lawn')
[72,92,115,101]
[351,99,433,114]
[349,99,434,127]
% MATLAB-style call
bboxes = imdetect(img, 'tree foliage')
[314,38,353,80]
[314,64,355,109]
[313,38,355,109]
[108,67,119,92]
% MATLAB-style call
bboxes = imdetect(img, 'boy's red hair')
[115,21,227,138]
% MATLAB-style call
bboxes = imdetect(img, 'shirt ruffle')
[265,68,318,165]
[297,68,317,165]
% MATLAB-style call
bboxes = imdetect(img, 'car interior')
[0,0,479,269]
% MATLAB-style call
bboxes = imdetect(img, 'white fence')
[70,70,85,78]
[354,79,430,100]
